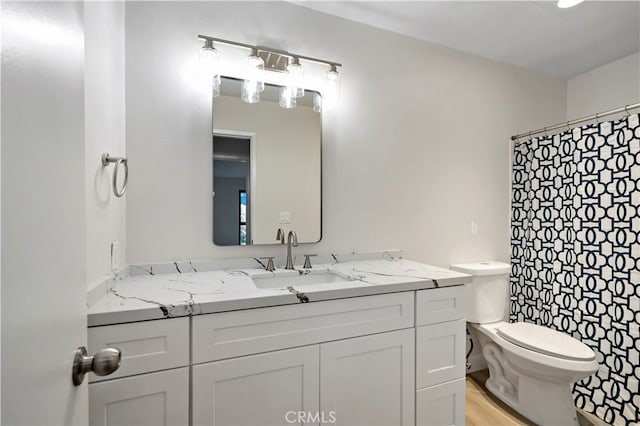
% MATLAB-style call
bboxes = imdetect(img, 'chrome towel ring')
[101,153,128,198]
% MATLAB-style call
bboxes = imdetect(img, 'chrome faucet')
[276,228,285,244]
[285,230,298,270]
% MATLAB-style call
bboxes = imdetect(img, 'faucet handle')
[303,254,317,269]
[260,256,276,272]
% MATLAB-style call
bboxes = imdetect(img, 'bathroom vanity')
[87,257,469,426]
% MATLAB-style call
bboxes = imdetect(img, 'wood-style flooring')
[465,370,607,426]
[466,370,534,426]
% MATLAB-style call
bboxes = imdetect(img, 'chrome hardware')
[303,254,317,269]
[101,153,128,198]
[260,256,276,272]
[285,230,298,270]
[276,228,285,244]
[72,346,121,386]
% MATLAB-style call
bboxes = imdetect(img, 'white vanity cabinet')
[191,293,416,426]
[87,318,190,426]
[88,285,467,426]
[415,286,467,426]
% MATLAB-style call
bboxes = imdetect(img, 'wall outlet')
[111,241,120,271]
[279,211,291,224]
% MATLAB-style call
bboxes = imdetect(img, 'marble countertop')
[88,258,470,327]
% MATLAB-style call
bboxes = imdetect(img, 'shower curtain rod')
[511,102,640,143]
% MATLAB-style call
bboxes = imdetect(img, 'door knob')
[72,346,121,386]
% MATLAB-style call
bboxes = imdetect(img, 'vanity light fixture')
[199,39,219,72]
[313,93,322,113]
[287,57,305,98]
[323,63,341,108]
[197,34,342,109]
[246,47,265,93]
[212,74,221,98]
[279,86,297,109]
[241,79,261,104]
[557,0,584,8]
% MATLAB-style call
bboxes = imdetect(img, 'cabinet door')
[416,378,465,426]
[320,329,415,426]
[193,345,319,426]
[89,368,189,426]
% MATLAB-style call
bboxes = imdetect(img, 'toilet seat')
[496,322,595,361]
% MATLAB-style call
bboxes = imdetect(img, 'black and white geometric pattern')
[510,113,640,426]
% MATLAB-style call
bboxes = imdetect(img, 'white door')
[320,329,416,426]
[192,346,320,426]
[2,1,88,424]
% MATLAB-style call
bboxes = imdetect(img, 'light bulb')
[325,64,339,82]
[287,58,305,98]
[279,86,297,109]
[557,0,584,8]
[323,65,340,109]
[199,39,219,73]
[241,79,260,104]
[247,48,265,92]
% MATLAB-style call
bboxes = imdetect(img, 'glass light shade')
[241,79,260,104]
[199,42,219,73]
[279,86,297,109]
[287,59,305,98]
[247,51,265,92]
[322,78,340,110]
[325,68,339,82]
[313,93,322,113]
[557,0,584,7]
[212,75,221,98]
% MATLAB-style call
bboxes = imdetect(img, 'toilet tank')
[450,261,511,324]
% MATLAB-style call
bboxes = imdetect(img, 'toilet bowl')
[451,262,598,426]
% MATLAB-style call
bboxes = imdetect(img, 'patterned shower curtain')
[510,113,640,426]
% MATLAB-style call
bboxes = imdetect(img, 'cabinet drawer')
[192,292,414,363]
[416,378,465,426]
[416,320,466,388]
[88,317,189,382]
[416,286,465,326]
[89,367,189,426]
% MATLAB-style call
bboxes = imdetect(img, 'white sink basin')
[252,271,350,289]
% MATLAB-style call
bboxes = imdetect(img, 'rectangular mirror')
[212,77,322,246]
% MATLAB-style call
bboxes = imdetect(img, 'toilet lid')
[496,322,596,361]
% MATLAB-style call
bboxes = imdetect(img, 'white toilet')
[450,261,598,426]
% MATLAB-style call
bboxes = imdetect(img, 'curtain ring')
[595,112,600,124]
[624,105,631,117]
[543,127,549,137]
[566,121,571,132]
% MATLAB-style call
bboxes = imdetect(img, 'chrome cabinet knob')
[72,346,121,386]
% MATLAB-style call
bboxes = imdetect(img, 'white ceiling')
[293,1,640,79]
